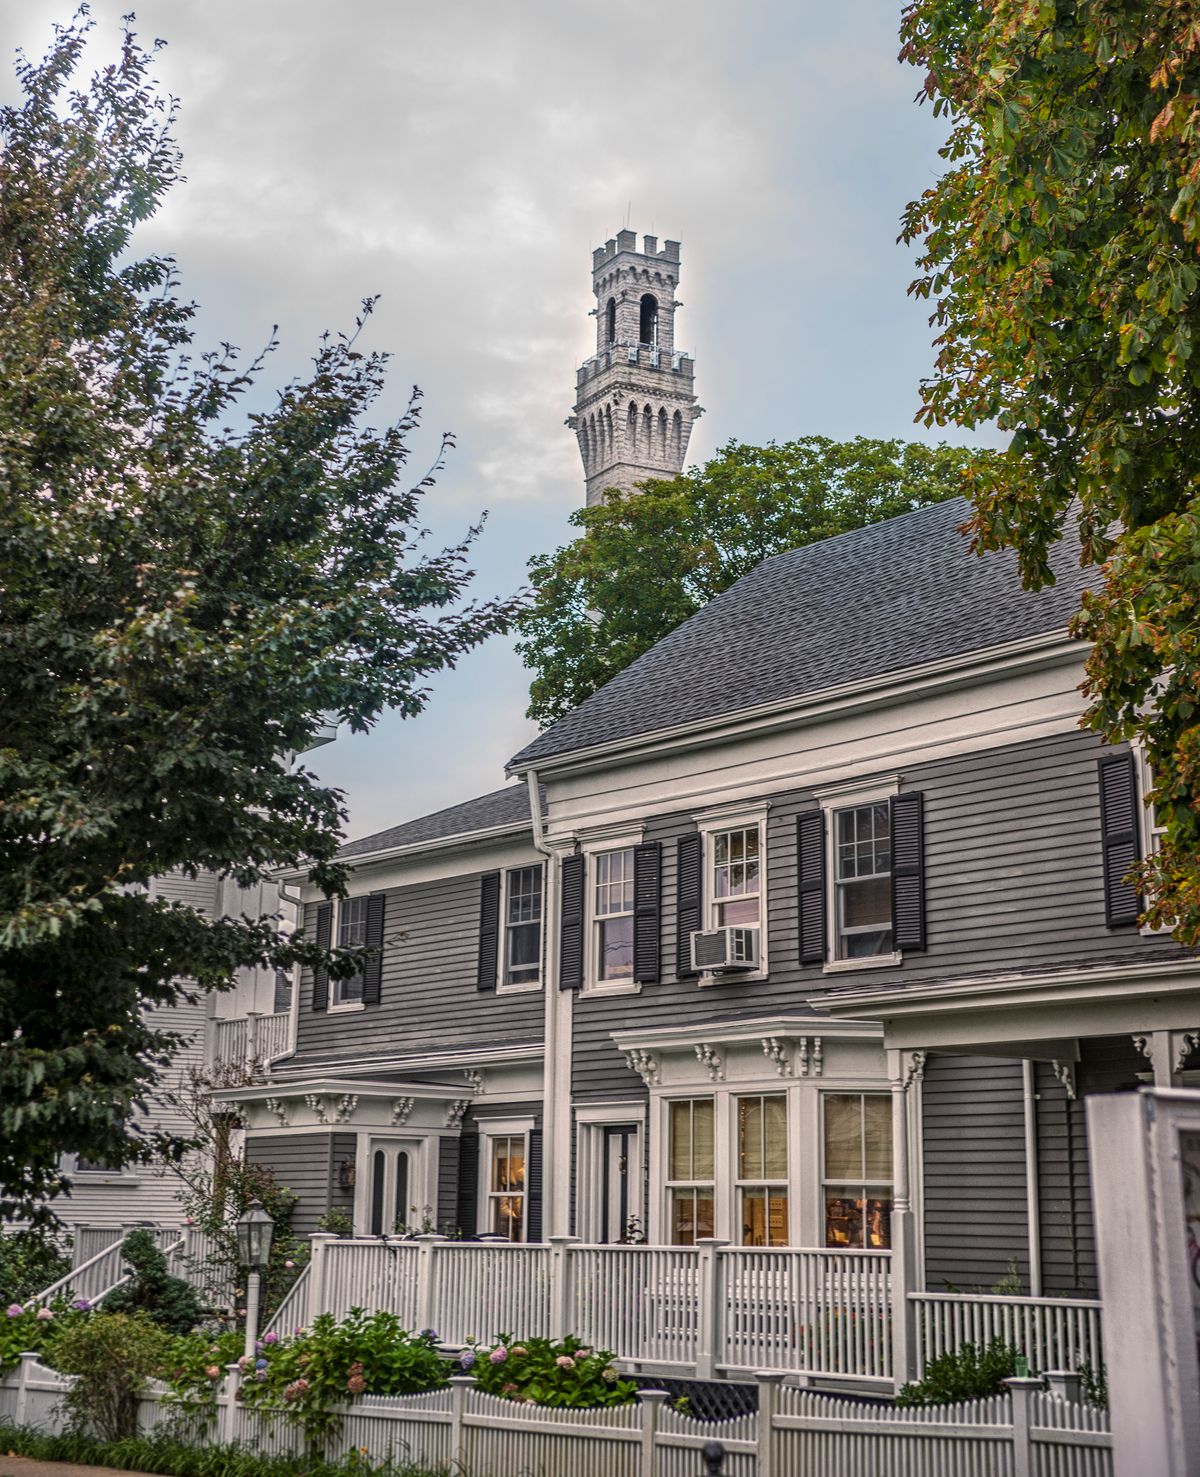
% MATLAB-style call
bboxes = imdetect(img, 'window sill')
[73,1174,140,1187]
[498,980,543,995]
[583,979,642,997]
[697,969,767,987]
[822,952,902,975]
[327,1000,366,1014]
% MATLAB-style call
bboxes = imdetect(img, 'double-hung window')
[504,866,543,985]
[834,804,892,959]
[712,827,760,927]
[486,1133,526,1240]
[595,848,635,983]
[335,896,368,1005]
[736,1094,788,1246]
[667,1099,714,1245]
[822,1093,893,1249]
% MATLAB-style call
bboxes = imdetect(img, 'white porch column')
[887,1048,923,1389]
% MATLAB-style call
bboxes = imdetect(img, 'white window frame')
[819,1089,894,1251]
[498,864,545,994]
[477,1116,534,1241]
[581,829,644,995]
[1132,740,1168,935]
[816,778,902,975]
[695,801,770,982]
[328,895,369,1012]
[663,1096,717,1246]
[734,1092,790,1248]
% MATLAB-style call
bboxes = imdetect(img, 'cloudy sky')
[15,2,977,842]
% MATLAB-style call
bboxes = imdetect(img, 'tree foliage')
[900,0,1200,939]
[516,437,980,726]
[0,16,518,1219]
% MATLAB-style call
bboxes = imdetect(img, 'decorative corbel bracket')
[905,1050,928,1089]
[624,1049,659,1087]
[445,1099,470,1129]
[761,1036,793,1078]
[463,1069,485,1095]
[304,1093,330,1125]
[390,1096,415,1126]
[695,1043,724,1082]
[1051,1060,1077,1101]
[1176,1032,1200,1074]
[333,1093,358,1124]
[264,1096,289,1128]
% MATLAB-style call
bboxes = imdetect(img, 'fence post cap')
[449,1375,475,1387]
[548,1234,580,1244]
[1002,1375,1046,1389]
[309,1231,340,1242]
[695,1237,731,1248]
[754,1370,787,1383]
[638,1388,670,1403]
[415,1232,446,1243]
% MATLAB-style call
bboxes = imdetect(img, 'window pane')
[507,919,541,981]
[824,1095,863,1179]
[718,895,760,927]
[339,896,368,946]
[866,1193,892,1249]
[693,1100,714,1179]
[492,1195,524,1241]
[841,876,890,928]
[669,1101,692,1180]
[863,1096,893,1179]
[764,1096,788,1177]
[599,915,633,980]
[738,1097,764,1178]
[825,1191,864,1248]
[492,1137,525,1193]
[841,923,893,959]
[670,1189,714,1246]
[741,1188,789,1247]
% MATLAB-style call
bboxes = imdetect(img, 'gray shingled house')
[232,496,1198,1313]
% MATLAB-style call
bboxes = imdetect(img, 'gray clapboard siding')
[437,1137,460,1233]
[294,869,543,1068]
[571,729,1190,1103]
[922,1056,1030,1289]
[245,1134,334,1238]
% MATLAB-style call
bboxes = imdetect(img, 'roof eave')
[274,817,535,885]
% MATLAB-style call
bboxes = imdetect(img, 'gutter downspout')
[526,770,565,1239]
[1023,1059,1043,1296]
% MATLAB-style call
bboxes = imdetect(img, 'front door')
[366,1140,418,1235]
[600,1125,638,1243]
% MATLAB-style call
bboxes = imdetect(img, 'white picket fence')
[0,1353,1113,1477]
[911,1291,1105,1380]
[298,1235,895,1382]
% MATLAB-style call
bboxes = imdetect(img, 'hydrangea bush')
[0,1301,86,1376]
[463,1335,637,1409]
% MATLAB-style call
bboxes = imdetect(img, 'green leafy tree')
[900,0,1200,940]
[516,436,982,726]
[0,16,519,1220]
[104,1231,204,1337]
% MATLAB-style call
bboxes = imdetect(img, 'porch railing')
[212,1011,290,1067]
[306,1236,894,1383]
[29,1226,235,1310]
[910,1290,1104,1379]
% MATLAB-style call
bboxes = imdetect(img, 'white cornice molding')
[268,1042,544,1079]
[611,1014,882,1055]
[212,1078,457,1106]
[507,631,1084,780]
[274,819,536,884]
[812,957,1200,1020]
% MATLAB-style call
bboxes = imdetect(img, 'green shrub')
[0,1301,86,1375]
[463,1334,638,1409]
[105,1231,205,1336]
[49,1310,174,1439]
[896,1337,1019,1407]
[162,1327,244,1419]
[0,1229,72,1305]
[233,1309,448,1444]
[0,1421,450,1477]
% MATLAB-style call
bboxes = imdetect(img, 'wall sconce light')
[338,1159,356,1191]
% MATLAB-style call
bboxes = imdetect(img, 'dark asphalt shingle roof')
[338,783,542,859]
[508,498,1092,769]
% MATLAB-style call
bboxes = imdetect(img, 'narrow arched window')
[628,402,639,453]
[658,407,668,458]
[606,298,616,346]
[639,294,658,346]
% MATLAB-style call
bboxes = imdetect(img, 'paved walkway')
[0,1459,163,1477]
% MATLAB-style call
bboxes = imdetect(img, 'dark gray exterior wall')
[572,728,1189,1103]
[245,1133,335,1238]
[922,1056,1030,1290]
[293,868,543,1067]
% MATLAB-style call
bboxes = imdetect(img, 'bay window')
[822,1092,892,1249]
[737,1094,788,1246]
[667,1098,714,1245]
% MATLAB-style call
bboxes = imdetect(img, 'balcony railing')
[212,1011,290,1068]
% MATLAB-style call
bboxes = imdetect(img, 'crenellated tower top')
[567,229,702,507]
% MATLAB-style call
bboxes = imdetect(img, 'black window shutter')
[525,1127,544,1243]
[676,833,703,978]
[362,892,386,1004]
[559,853,585,990]
[890,792,926,953]
[1098,753,1142,927]
[455,1128,480,1237]
[633,841,662,984]
[476,872,501,991]
[797,812,826,965]
[311,902,332,1011]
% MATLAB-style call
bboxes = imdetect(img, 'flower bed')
[459,1335,638,1409]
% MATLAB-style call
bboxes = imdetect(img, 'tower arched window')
[628,401,639,453]
[639,294,659,347]
[658,407,668,459]
[606,298,616,346]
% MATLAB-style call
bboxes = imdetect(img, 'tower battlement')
[571,228,701,507]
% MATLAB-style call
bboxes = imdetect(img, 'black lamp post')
[235,1197,274,1359]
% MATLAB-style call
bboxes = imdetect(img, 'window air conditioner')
[690,927,760,974]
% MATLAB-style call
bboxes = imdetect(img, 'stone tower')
[568,229,701,507]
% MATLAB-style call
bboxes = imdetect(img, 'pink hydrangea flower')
[35,1308,54,1322]
[510,1346,528,1358]
[263,1332,279,1344]
[284,1260,295,1269]
[6,1305,23,1318]
[346,1374,366,1394]
[204,1365,220,1379]
[489,1346,508,1364]
[555,1355,575,1370]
